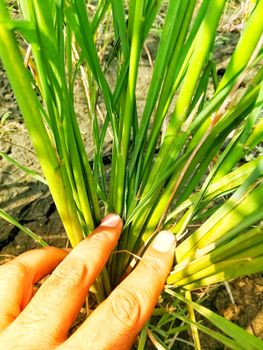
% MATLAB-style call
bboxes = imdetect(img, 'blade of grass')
[0,2,83,246]
[144,0,227,187]
[173,313,245,350]
[183,255,263,290]
[168,225,263,285]
[217,0,263,93]
[0,209,48,247]
[168,290,263,350]
[175,162,263,262]
[185,291,201,350]
[165,156,263,225]
[0,151,47,185]
[112,0,145,214]
[110,0,129,61]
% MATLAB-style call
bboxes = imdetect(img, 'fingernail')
[101,214,121,227]
[152,231,176,253]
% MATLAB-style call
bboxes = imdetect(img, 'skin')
[0,214,175,350]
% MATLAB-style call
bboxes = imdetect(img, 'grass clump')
[0,0,262,348]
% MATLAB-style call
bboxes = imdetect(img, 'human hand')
[0,214,175,350]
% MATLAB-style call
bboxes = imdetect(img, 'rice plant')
[0,0,262,348]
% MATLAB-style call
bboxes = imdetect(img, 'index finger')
[7,214,122,346]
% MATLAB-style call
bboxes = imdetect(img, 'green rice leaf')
[0,209,48,247]
[167,290,263,350]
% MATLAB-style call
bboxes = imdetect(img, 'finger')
[65,231,176,350]
[0,247,68,330]
[8,214,122,346]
